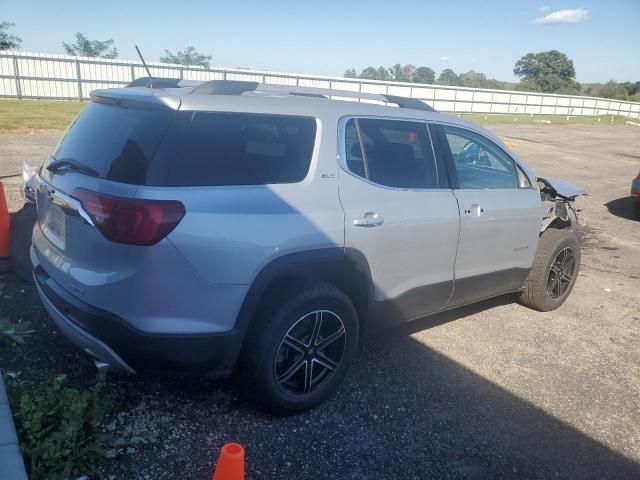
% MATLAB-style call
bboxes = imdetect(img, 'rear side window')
[153,112,317,186]
[344,118,438,189]
[52,101,174,185]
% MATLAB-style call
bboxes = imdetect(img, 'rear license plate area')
[41,202,66,250]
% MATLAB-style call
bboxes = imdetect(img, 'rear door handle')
[354,212,384,227]
[464,204,485,216]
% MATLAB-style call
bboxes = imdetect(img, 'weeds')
[8,374,107,480]
[0,319,34,345]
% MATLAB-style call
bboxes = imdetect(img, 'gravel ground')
[0,124,639,479]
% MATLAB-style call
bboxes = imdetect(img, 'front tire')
[519,228,581,312]
[238,282,359,413]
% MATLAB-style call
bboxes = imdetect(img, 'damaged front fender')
[537,177,586,200]
[537,177,586,231]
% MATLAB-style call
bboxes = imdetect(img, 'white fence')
[1,50,639,119]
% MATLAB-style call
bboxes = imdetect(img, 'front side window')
[442,126,518,189]
[344,118,438,189]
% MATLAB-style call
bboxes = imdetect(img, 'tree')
[598,80,630,100]
[437,69,460,86]
[375,66,392,81]
[0,22,22,50]
[485,78,511,90]
[341,63,514,90]
[345,66,391,81]
[513,50,579,93]
[358,66,379,80]
[411,66,435,84]
[62,33,118,58]
[160,46,211,68]
[623,81,640,97]
[344,68,357,78]
[389,63,415,82]
[458,71,488,88]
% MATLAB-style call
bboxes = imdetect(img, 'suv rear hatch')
[33,92,188,324]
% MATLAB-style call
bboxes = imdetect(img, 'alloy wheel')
[274,310,347,395]
[547,247,576,299]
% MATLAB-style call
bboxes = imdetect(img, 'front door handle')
[464,204,485,216]
[354,212,384,227]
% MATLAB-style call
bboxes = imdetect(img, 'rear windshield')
[151,111,317,186]
[52,101,174,185]
[53,103,317,187]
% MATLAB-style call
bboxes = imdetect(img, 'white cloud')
[440,56,449,61]
[471,58,478,63]
[533,8,590,24]
[539,6,551,12]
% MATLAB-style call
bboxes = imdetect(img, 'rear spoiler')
[126,77,202,89]
[90,87,181,110]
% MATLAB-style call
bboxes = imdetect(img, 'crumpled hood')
[537,177,586,200]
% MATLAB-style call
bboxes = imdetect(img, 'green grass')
[459,113,634,126]
[0,99,85,133]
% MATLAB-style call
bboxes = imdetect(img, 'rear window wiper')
[46,157,99,177]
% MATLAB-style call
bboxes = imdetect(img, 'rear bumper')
[33,256,244,377]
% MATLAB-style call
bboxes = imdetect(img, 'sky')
[2,0,639,83]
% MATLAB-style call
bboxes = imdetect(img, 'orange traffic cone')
[0,182,10,266]
[212,443,245,480]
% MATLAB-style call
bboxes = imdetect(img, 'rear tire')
[519,228,581,312]
[238,282,359,413]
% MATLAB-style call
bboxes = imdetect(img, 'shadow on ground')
[106,296,640,480]
[606,197,639,221]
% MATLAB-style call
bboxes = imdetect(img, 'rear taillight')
[71,188,185,246]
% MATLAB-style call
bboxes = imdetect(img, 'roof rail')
[190,80,258,95]
[188,80,436,112]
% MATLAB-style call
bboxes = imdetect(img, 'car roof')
[92,83,467,124]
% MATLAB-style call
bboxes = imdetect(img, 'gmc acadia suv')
[31,79,584,411]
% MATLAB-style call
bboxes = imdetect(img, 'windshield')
[51,101,174,185]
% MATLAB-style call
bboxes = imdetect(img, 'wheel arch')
[540,212,575,234]
[233,247,374,355]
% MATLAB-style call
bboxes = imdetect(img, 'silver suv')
[31,80,584,411]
